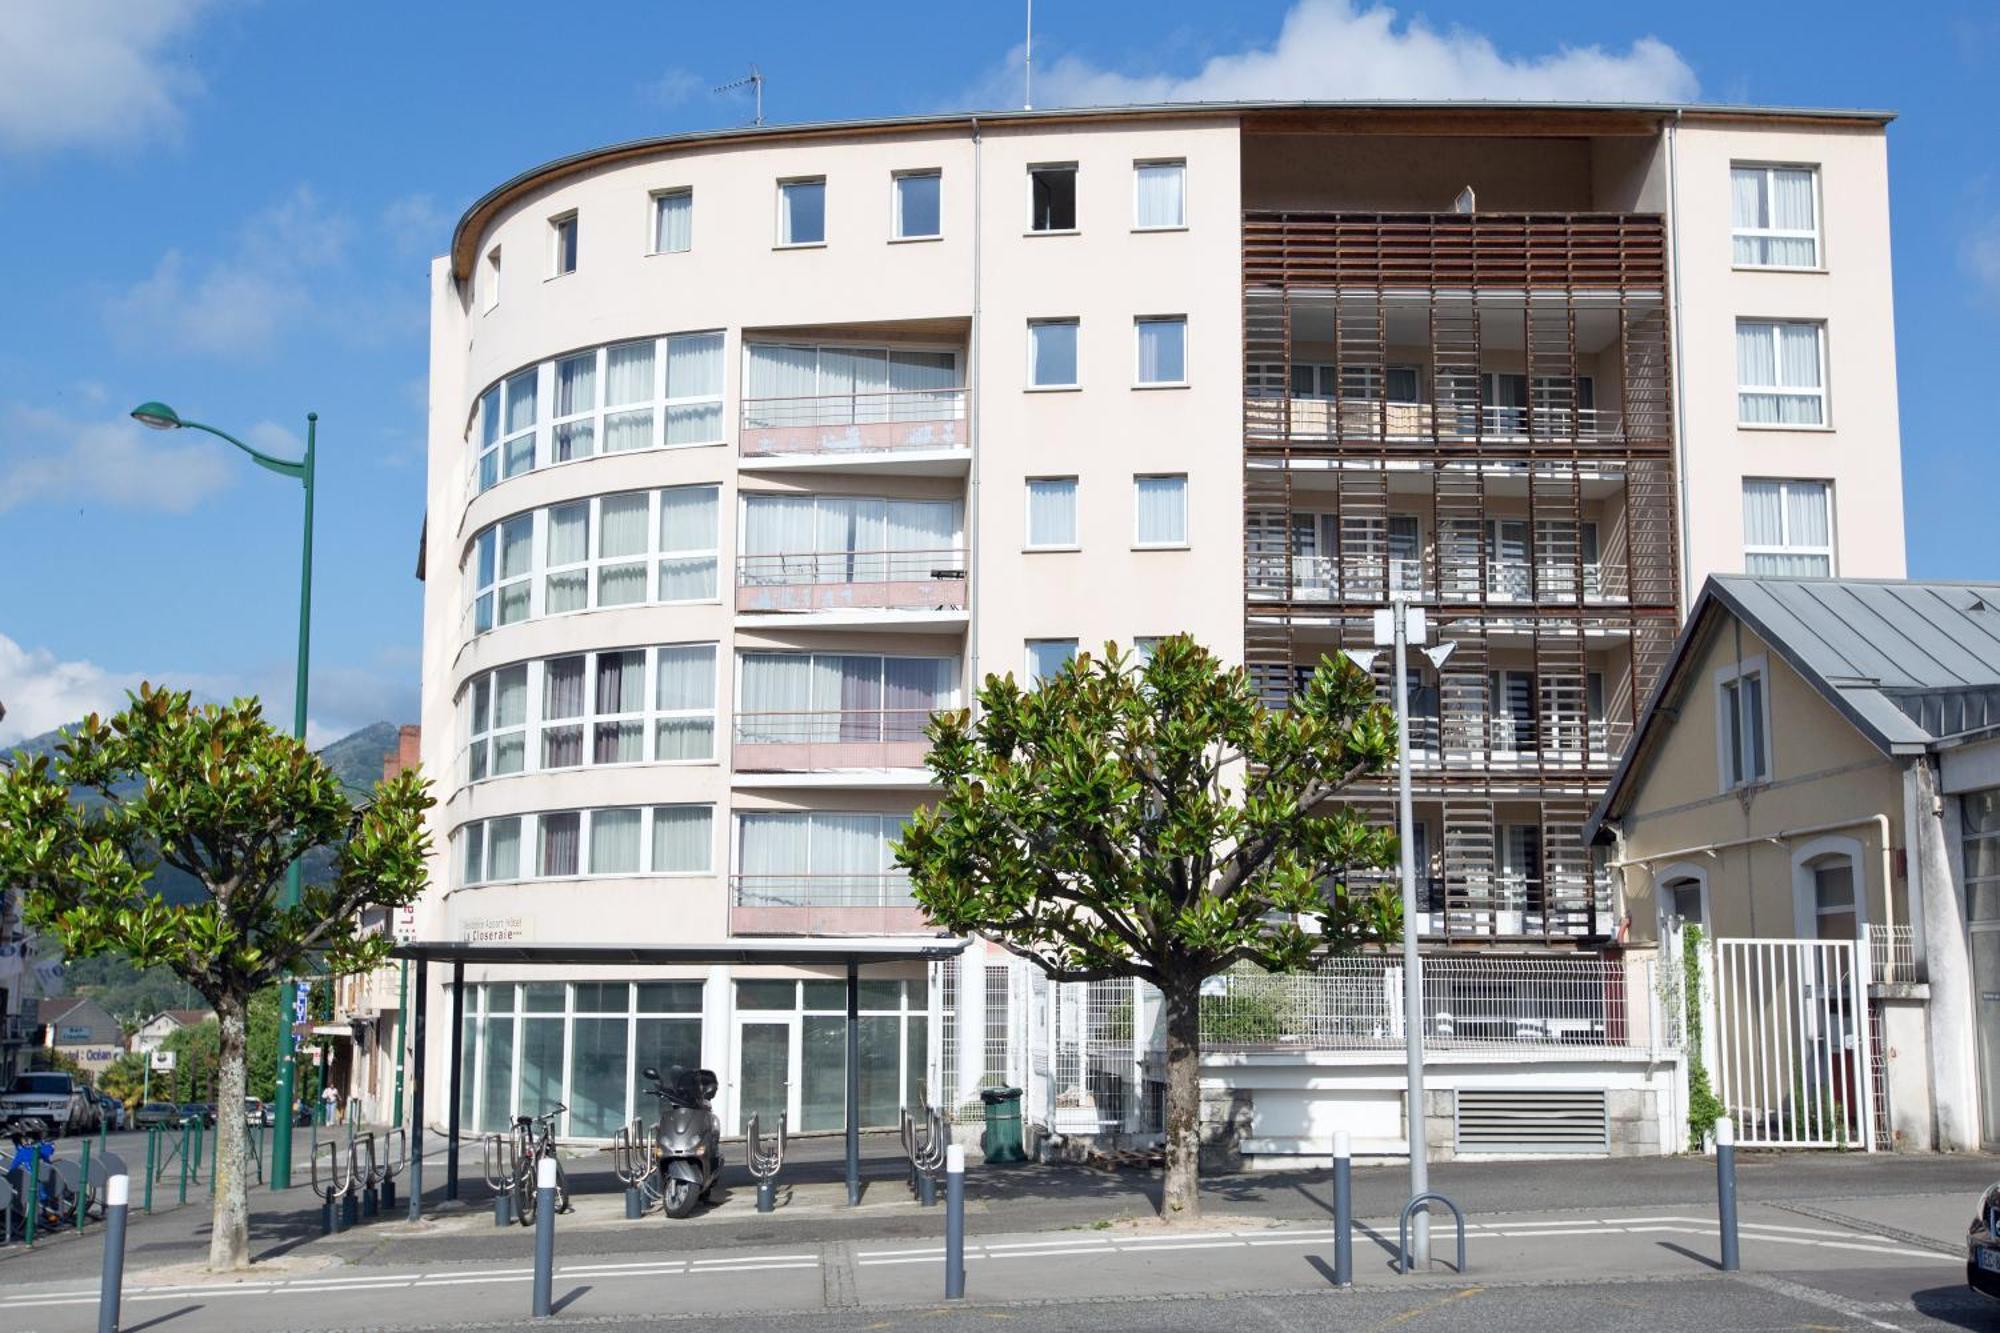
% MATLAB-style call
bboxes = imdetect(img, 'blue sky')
[0,0,1995,745]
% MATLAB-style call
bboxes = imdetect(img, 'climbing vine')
[1681,925,1723,1149]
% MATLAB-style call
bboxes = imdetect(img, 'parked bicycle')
[3,1118,66,1232]
[509,1105,571,1225]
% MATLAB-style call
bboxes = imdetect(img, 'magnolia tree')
[896,636,1401,1218]
[0,686,431,1270]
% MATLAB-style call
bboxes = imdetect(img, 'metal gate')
[1709,938,1876,1150]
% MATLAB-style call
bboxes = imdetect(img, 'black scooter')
[643,1066,722,1218]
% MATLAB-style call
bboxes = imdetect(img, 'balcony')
[736,548,967,615]
[1247,397,1624,447]
[728,873,933,936]
[1248,554,1424,604]
[739,388,968,463]
[733,708,937,773]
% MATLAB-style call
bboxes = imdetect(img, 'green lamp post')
[131,399,316,1190]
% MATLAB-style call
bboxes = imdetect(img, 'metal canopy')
[395,937,966,1222]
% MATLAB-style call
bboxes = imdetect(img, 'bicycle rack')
[480,1133,513,1227]
[1396,1192,1468,1275]
[902,1105,946,1206]
[312,1136,353,1235]
[379,1127,405,1211]
[352,1132,384,1220]
[608,1121,655,1219]
[747,1112,787,1214]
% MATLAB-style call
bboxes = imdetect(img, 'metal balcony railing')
[741,387,968,431]
[728,873,931,937]
[1246,554,1425,602]
[735,548,968,613]
[732,708,940,770]
[1246,396,1625,444]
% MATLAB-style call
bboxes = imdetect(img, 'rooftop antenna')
[716,64,764,127]
[1024,0,1033,110]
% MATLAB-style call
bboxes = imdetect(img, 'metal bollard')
[943,1144,965,1301]
[532,1157,556,1319]
[143,1129,155,1214]
[1332,1130,1353,1287]
[1715,1115,1739,1272]
[78,1137,92,1233]
[24,1150,40,1246]
[177,1124,190,1205]
[97,1174,129,1333]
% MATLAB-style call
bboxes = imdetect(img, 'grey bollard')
[1332,1129,1353,1288]
[757,1179,775,1214]
[917,1170,937,1207]
[625,1185,642,1220]
[406,1157,425,1225]
[944,1144,966,1301]
[532,1157,557,1319]
[1715,1116,1740,1272]
[97,1174,130,1333]
[496,1189,513,1228]
[382,1177,396,1211]
[342,1187,360,1229]
[364,1184,380,1220]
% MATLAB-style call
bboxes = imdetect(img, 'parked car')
[0,1072,93,1136]
[177,1101,215,1127]
[244,1097,265,1125]
[134,1102,181,1129]
[1972,1182,2000,1300]
[94,1092,126,1132]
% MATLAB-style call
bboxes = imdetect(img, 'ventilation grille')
[1454,1088,1608,1154]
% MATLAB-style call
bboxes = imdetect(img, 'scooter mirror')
[642,1068,659,1081]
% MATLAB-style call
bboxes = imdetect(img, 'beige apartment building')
[414,101,1906,1159]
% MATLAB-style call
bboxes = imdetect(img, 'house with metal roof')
[1586,575,2000,1153]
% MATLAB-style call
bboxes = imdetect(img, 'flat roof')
[391,938,967,967]
[448,99,1896,278]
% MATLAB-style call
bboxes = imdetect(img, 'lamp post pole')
[1389,596,1429,1270]
[129,401,316,1189]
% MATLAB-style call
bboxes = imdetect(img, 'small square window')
[1026,639,1078,685]
[1029,164,1076,232]
[653,189,691,254]
[1135,316,1187,385]
[1025,477,1077,548]
[778,178,826,246]
[1731,164,1820,268]
[1736,320,1826,426]
[550,213,578,277]
[1134,474,1188,547]
[1028,319,1078,388]
[894,170,941,239]
[1742,479,1833,577]
[1134,161,1185,228]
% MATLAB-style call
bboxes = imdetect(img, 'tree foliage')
[0,685,432,1267]
[896,636,1401,1216]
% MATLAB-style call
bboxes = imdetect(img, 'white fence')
[1708,937,1876,1151]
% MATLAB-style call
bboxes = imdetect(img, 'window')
[463,646,718,779]
[1025,639,1077,685]
[482,246,501,312]
[551,351,598,462]
[654,644,717,760]
[1134,474,1188,547]
[1133,636,1165,665]
[664,331,724,444]
[470,514,533,632]
[1743,479,1832,577]
[741,495,962,580]
[659,484,720,601]
[652,188,692,254]
[1659,874,1707,931]
[458,805,716,885]
[778,178,825,246]
[596,495,650,607]
[475,332,723,479]
[1736,320,1826,425]
[602,340,655,452]
[1135,317,1187,386]
[1718,660,1770,789]
[735,811,913,906]
[1491,670,1537,754]
[550,212,578,277]
[475,369,539,491]
[1025,478,1077,548]
[465,664,528,781]
[1960,790,2000,926]
[1134,160,1185,229]
[737,653,956,743]
[742,342,962,426]
[1028,164,1077,231]
[1731,164,1819,268]
[1809,857,1858,940]
[893,170,941,240]
[1028,319,1079,388]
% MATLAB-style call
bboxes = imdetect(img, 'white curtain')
[1027,639,1077,684]
[884,657,952,740]
[780,180,824,245]
[1135,162,1184,228]
[545,504,589,613]
[589,809,643,874]
[1030,322,1078,387]
[499,516,534,578]
[1736,322,1782,424]
[599,341,655,452]
[1135,475,1187,545]
[1730,166,1764,264]
[487,817,522,881]
[665,332,723,444]
[1027,479,1076,546]
[596,494,651,607]
[809,814,889,903]
[740,653,813,741]
[886,501,958,579]
[1136,318,1186,384]
[1787,482,1830,546]
[746,344,817,400]
[505,369,537,435]
[742,496,813,586]
[493,664,528,727]
[658,485,717,600]
[651,805,711,873]
[1779,324,1821,388]
[739,813,810,900]
[655,190,692,253]
[540,812,581,877]
[555,352,596,416]
[653,644,715,759]
[1740,322,1822,424]
[460,824,485,884]
[817,499,886,581]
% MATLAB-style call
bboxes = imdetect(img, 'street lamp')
[1350,598,1454,1271]
[131,399,317,1191]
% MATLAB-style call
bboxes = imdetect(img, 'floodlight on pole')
[1422,641,1458,672]
[1341,648,1379,676]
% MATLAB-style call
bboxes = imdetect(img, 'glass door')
[736,1018,794,1135]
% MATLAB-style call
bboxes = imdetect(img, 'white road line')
[423,1274,537,1287]
[1114,1240,1248,1253]
[859,1245,945,1258]
[985,1246,1122,1260]
[681,1261,822,1273]
[855,1255,949,1267]
[985,1237,1114,1251]
[1246,1236,1323,1247]
[691,1252,818,1265]
[558,1261,688,1275]
[0,1296,100,1310]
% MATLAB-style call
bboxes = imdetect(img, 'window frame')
[457,803,718,886]
[1024,476,1079,550]
[548,211,578,278]
[1132,158,1187,231]
[891,168,943,242]
[776,176,828,248]
[1735,318,1830,428]
[1133,315,1189,388]
[1026,318,1080,390]
[1025,638,1080,685]
[1742,478,1835,578]
[1026,162,1079,234]
[1730,162,1823,271]
[1714,654,1773,792]
[1132,473,1189,549]
[650,187,692,255]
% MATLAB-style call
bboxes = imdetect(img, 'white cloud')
[982,1,1697,108]
[646,67,708,108]
[0,1,219,159]
[0,403,236,515]
[105,186,354,360]
[1966,222,2000,305]
[0,635,140,746]
[381,192,451,256]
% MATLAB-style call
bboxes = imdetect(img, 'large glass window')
[1743,479,1832,577]
[465,663,528,781]
[741,495,962,583]
[1134,317,1187,385]
[476,369,539,491]
[659,484,720,600]
[737,652,956,745]
[1025,639,1078,685]
[653,188,692,254]
[742,343,961,426]
[655,644,717,760]
[1028,319,1079,388]
[664,333,724,445]
[1731,164,1819,268]
[1025,478,1077,548]
[778,178,826,245]
[1134,160,1185,229]
[470,514,534,633]
[735,811,913,906]
[1736,320,1826,426]
[1963,791,2000,926]
[457,804,717,885]
[893,170,941,239]
[461,645,720,782]
[1133,474,1188,546]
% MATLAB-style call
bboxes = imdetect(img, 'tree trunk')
[1160,979,1201,1222]
[208,995,252,1271]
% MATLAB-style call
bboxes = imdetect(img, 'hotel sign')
[462,915,527,944]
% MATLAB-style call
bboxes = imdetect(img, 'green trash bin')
[979,1087,1027,1164]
